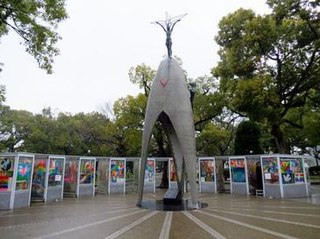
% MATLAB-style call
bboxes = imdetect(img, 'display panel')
[64,160,78,192]
[169,158,177,182]
[0,156,15,192]
[262,157,279,184]
[230,158,246,182]
[110,159,125,183]
[109,159,126,194]
[200,159,215,182]
[48,158,64,186]
[280,157,304,184]
[32,159,46,197]
[16,156,33,190]
[145,159,155,183]
[80,159,95,184]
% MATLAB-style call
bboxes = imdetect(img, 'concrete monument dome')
[137,13,199,209]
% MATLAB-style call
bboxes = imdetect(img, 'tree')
[285,89,320,160]
[0,109,34,152]
[50,112,115,156]
[192,75,224,131]
[213,0,320,153]
[0,0,68,73]
[112,94,147,156]
[128,64,156,96]
[234,120,263,155]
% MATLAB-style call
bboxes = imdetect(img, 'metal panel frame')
[229,156,249,195]
[108,158,126,194]
[198,157,217,193]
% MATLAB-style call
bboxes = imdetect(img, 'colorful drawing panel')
[64,160,78,193]
[280,157,304,184]
[200,159,215,182]
[32,159,47,198]
[143,158,155,193]
[48,158,64,186]
[231,168,246,182]
[16,156,33,190]
[80,159,95,184]
[169,159,177,182]
[230,159,245,168]
[0,156,15,192]
[110,159,125,183]
[262,157,279,184]
[230,158,246,183]
[109,159,126,194]
[145,159,155,183]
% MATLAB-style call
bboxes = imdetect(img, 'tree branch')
[0,15,30,42]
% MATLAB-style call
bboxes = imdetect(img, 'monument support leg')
[137,114,158,206]
[165,124,184,195]
[168,114,198,208]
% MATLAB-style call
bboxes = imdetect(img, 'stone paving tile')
[189,210,280,239]
[116,212,165,239]
[0,192,320,239]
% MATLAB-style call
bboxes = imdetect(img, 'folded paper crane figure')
[137,13,198,208]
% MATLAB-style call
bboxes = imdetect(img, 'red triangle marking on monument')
[160,79,168,88]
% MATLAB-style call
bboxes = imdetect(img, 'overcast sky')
[0,0,270,115]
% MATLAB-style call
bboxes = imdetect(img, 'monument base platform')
[163,188,182,205]
[138,199,207,211]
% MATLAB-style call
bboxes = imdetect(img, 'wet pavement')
[1,190,320,239]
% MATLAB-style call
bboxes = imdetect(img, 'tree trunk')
[271,124,290,153]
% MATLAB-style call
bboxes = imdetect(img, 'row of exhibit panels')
[0,153,316,209]
[0,153,97,210]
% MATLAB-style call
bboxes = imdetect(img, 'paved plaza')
[1,190,320,239]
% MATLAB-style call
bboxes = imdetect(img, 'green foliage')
[112,94,147,156]
[196,122,232,156]
[128,64,156,96]
[0,85,5,105]
[0,109,34,152]
[0,0,68,73]
[234,120,263,155]
[192,75,224,131]
[213,0,320,153]
[0,108,115,155]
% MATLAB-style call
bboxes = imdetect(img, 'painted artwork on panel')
[230,158,246,183]
[32,159,46,197]
[280,158,304,184]
[80,160,95,184]
[169,159,177,182]
[16,157,33,190]
[145,160,155,183]
[64,161,77,183]
[282,173,295,184]
[230,159,245,168]
[280,158,303,174]
[110,160,125,183]
[232,168,246,182]
[0,157,15,192]
[64,160,78,192]
[200,160,215,182]
[262,157,279,184]
[48,158,64,186]
[295,173,304,184]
